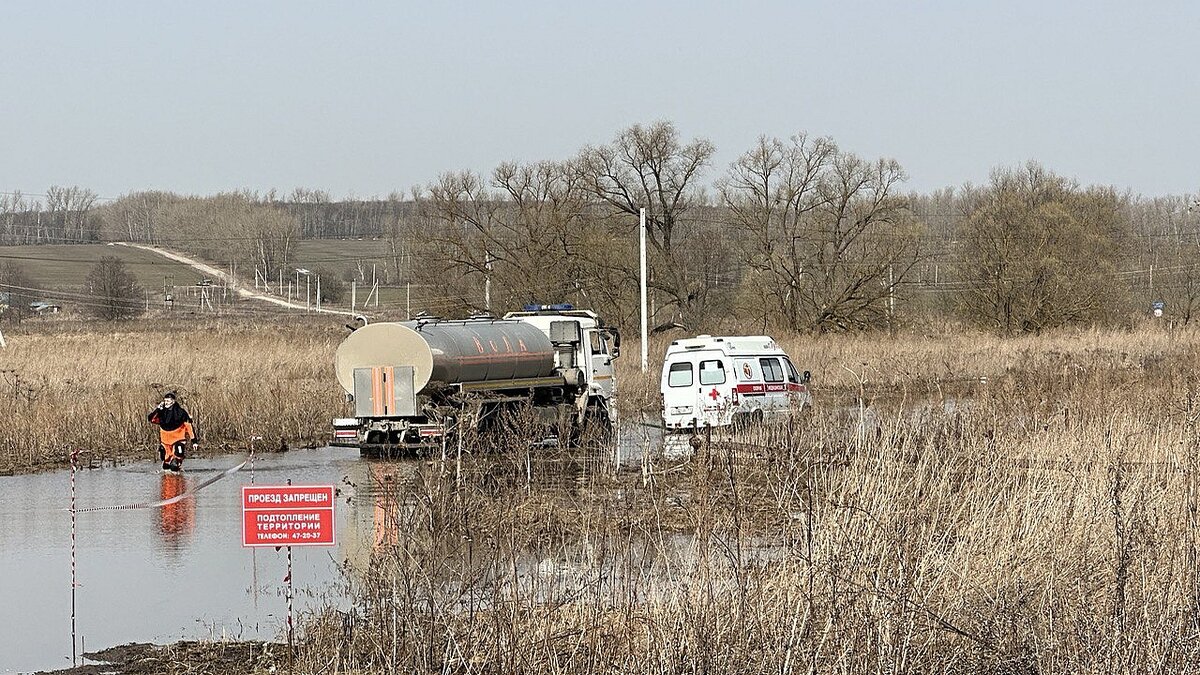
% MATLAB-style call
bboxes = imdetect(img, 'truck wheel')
[583,403,613,442]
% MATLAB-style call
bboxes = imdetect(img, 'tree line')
[2,121,1198,332]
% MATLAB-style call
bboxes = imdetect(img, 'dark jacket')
[148,404,192,432]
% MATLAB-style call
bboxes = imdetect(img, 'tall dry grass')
[293,324,1200,674]
[617,322,1200,412]
[0,318,345,470]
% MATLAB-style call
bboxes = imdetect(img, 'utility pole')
[888,265,895,316]
[315,275,321,311]
[306,275,311,310]
[484,252,493,312]
[639,207,648,373]
[351,281,357,311]
[371,263,379,309]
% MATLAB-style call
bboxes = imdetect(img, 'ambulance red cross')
[660,334,812,431]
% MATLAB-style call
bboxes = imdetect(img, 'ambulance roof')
[665,335,784,356]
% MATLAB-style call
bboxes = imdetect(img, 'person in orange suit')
[147,392,197,471]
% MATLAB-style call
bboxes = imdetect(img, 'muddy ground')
[40,641,283,675]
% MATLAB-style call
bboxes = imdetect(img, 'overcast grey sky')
[1,1,1196,199]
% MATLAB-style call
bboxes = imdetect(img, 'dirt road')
[110,242,361,317]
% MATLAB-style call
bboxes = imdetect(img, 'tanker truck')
[331,305,619,453]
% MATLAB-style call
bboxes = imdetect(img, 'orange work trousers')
[159,422,194,459]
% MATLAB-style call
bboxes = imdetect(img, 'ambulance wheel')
[733,410,764,430]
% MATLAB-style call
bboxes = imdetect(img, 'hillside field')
[0,243,203,296]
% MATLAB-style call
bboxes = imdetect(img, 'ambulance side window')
[759,357,784,383]
[699,360,726,385]
[589,331,606,355]
[784,358,801,384]
[667,362,693,387]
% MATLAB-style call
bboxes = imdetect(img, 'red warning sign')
[242,485,336,547]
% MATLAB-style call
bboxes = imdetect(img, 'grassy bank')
[0,317,345,472]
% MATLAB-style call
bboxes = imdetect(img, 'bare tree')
[0,262,37,324]
[0,191,45,245]
[248,207,300,283]
[416,162,586,314]
[383,191,416,286]
[46,185,99,242]
[1128,194,1200,323]
[576,122,717,328]
[100,191,173,242]
[721,134,918,332]
[84,256,143,320]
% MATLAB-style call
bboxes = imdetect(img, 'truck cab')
[502,305,620,421]
[660,335,810,431]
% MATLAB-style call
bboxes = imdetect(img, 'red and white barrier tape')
[70,458,249,513]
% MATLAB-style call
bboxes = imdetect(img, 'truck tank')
[334,320,557,394]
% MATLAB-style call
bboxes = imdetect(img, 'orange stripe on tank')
[372,367,382,416]
[385,366,395,414]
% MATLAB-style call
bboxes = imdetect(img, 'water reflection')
[156,472,195,552]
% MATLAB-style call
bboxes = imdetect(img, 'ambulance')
[660,335,811,431]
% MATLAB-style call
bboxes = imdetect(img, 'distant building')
[29,301,61,314]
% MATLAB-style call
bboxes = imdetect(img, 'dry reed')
[0,317,345,471]
[293,323,1200,674]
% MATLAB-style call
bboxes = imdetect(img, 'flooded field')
[0,447,374,673]
[7,369,1200,672]
[0,420,672,674]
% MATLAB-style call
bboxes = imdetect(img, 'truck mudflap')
[416,424,445,438]
[332,418,359,446]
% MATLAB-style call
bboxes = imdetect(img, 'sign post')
[242,484,335,656]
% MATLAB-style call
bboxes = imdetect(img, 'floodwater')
[0,447,376,674]
[0,405,946,671]
[0,424,669,674]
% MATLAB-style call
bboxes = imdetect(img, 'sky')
[0,0,1197,200]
